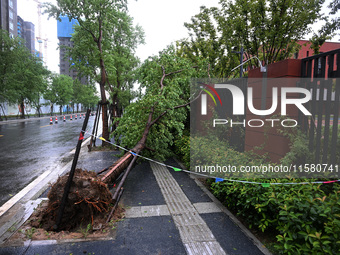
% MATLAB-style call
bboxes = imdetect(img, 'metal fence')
[299,48,340,164]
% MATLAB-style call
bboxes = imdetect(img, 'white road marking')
[0,170,51,217]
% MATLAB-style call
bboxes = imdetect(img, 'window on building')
[9,22,13,31]
[9,0,13,8]
[306,51,309,57]
[9,10,13,19]
[294,52,298,59]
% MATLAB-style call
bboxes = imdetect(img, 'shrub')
[210,180,340,254]
[173,132,190,169]
[190,135,265,177]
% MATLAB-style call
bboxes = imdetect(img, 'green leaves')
[44,0,144,141]
[311,0,339,53]
[210,171,340,254]
[191,131,340,254]
[44,74,73,113]
[178,0,325,78]
[0,29,50,108]
[73,80,99,109]
[113,45,206,159]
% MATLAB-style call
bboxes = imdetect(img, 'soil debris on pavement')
[41,168,113,231]
[6,169,125,243]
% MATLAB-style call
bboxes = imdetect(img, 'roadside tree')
[114,45,207,160]
[178,0,325,77]
[44,0,144,145]
[44,74,73,115]
[0,29,50,118]
[311,0,340,53]
[73,79,99,112]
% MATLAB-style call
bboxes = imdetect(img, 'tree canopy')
[311,0,340,53]
[72,79,99,111]
[44,74,73,115]
[177,0,325,78]
[114,45,208,159]
[0,29,50,118]
[44,0,144,143]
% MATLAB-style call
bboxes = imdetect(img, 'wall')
[296,40,340,59]
[245,59,302,163]
[1,100,79,117]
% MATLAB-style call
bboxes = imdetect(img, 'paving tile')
[140,205,170,217]
[125,205,170,218]
[193,202,222,214]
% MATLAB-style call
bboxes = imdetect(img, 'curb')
[173,158,273,255]
[0,137,93,245]
[0,160,73,245]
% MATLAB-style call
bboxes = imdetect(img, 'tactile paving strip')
[150,162,227,255]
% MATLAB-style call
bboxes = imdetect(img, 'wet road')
[0,115,96,207]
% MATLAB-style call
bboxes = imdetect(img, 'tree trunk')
[99,74,109,145]
[60,105,62,115]
[100,108,154,183]
[51,104,53,116]
[20,100,25,119]
[111,94,118,136]
[97,25,110,145]
[101,101,109,146]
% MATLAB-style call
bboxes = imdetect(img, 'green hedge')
[211,180,340,254]
[173,134,340,254]
[173,132,190,169]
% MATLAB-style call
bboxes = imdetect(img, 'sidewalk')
[0,147,272,255]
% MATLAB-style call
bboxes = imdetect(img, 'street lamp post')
[231,46,244,78]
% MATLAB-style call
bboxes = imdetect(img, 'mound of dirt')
[7,200,125,243]
[40,169,113,231]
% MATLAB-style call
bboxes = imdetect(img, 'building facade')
[17,16,35,54]
[23,20,35,54]
[57,16,88,84]
[0,0,17,37]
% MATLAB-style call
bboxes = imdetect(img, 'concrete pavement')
[0,145,272,255]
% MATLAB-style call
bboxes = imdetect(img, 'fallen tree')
[41,46,207,230]
[99,46,208,184]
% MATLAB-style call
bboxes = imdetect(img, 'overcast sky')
[128,0,220,61]
[18,0,338,75]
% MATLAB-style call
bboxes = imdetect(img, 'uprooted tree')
[100,45,208,183]
[42,46,208,230]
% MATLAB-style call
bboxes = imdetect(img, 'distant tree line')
[0,29,99,118]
